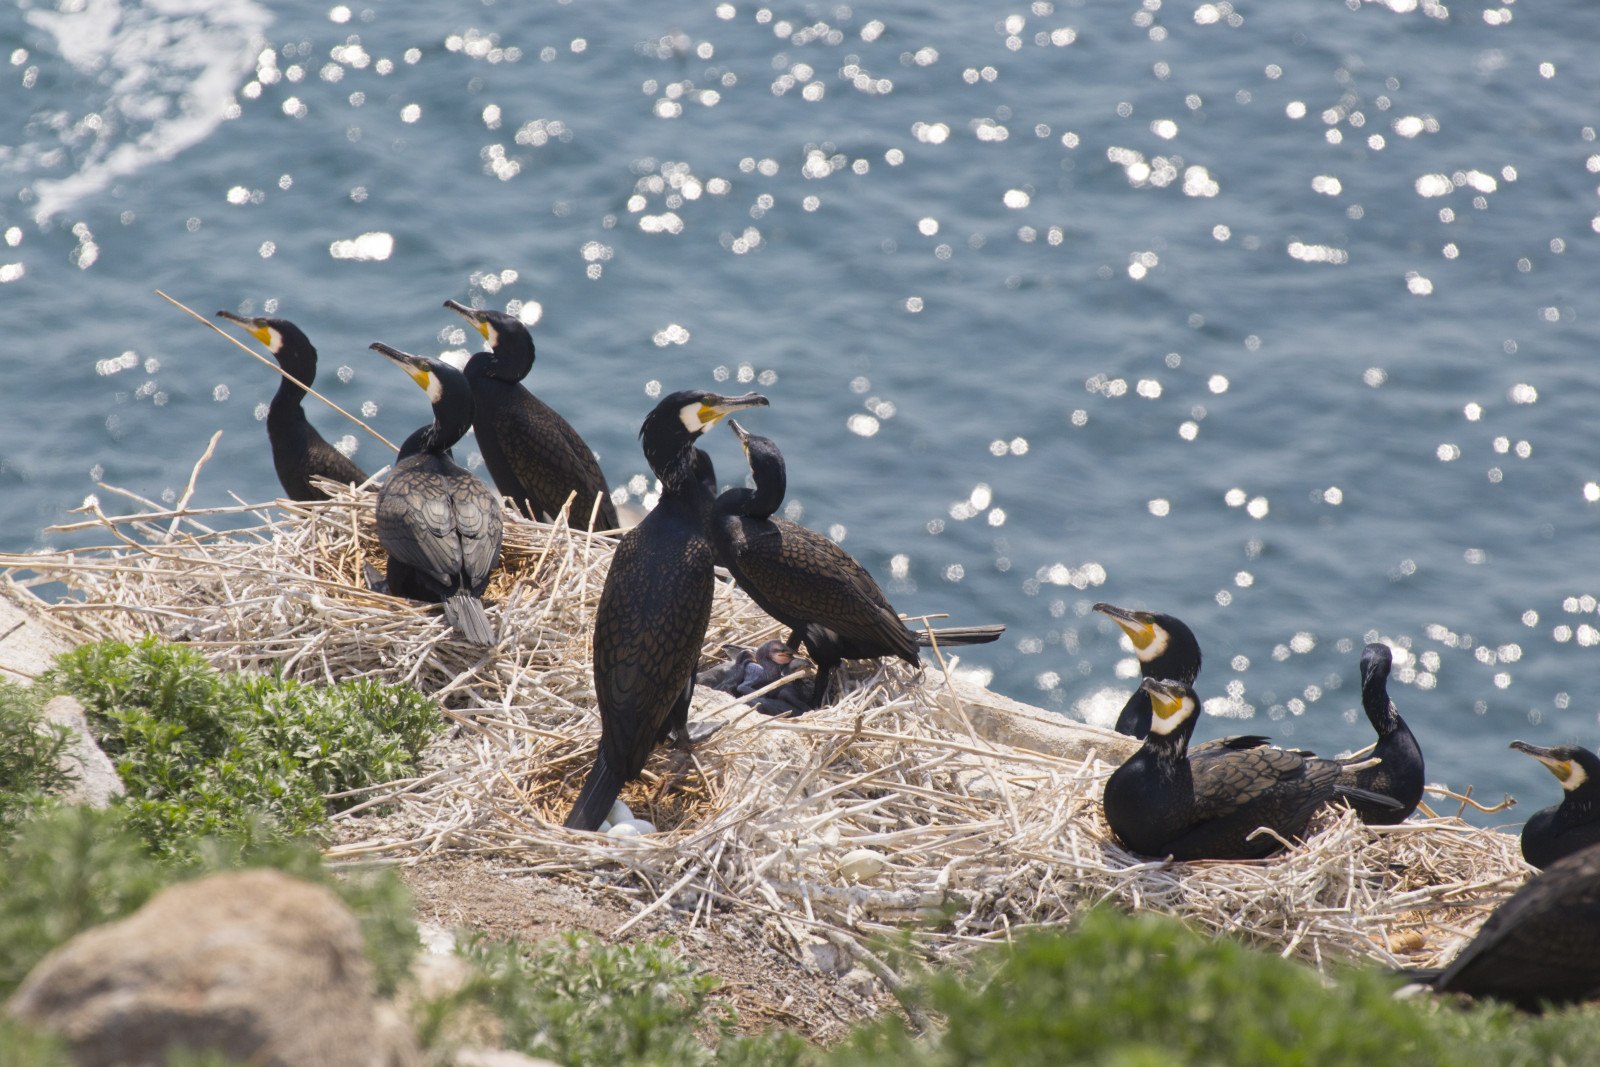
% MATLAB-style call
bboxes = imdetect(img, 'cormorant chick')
[564,389,769,831]
[710,420,1004,708]
[443,300,618,531]
[1338,642,1425,824]
[1102,677,1398,861]
[698,639,810,716]
[1510,740,1600,869]
[1400,842,1600,1010]
[369,342,503,645]
[1093,602,1202,738]
[215,311,368,500]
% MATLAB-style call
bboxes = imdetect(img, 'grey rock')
[5,868,420,1067]
[40,695,124,808]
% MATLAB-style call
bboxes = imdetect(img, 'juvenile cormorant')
[1338,642,1425,824]
[443,300,618,531]
[564,389,770,831]
[708,420,1004,708]
[1093,602,1202,738]
[369,342,503,645]
[697,639,810,716]
[1102,677,1398,860]
[215,311,368,500]
[1400,841,1600,1009]
[1510,740,1600,869]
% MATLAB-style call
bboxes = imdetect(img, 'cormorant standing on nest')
[1093,602,1202,738]
[1510,740,1600,869]
[215,311,368,500]
[708,420,1004,708]
[369,342,503,646]
[443,300,618,531]
[564,389,770,832]
[1338,642,1424,824]
[1102,678,1398,860]
[1400,842,1600,1009]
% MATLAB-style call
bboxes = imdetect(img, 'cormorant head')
[1094,603,1202,682]
[370,341,475,451]
[1359,642,1402,733]
[1139,677,1199,738]
[755,639,794,669]
[639,389,768,482]
[444,299,534,381]
[216,310,317,383]
[1511,740,1600,794]
[727,418,787,516]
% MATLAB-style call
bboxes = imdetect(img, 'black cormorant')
[1093,602,1202,738]
[1400,841,1600,1009]
[709,419,1004,708]
[369,342,503,645]
[215,311,368,500]
[443,300,618,531]
[1102,677,1397,860]
[564,389,770,831]
[1338,642,1424,824]
[1510,740,1600,869]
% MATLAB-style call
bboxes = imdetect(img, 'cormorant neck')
[743,444,785,519]
[1362,677,1399,736]
[271,373,308,411]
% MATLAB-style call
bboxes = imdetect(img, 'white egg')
[621,817,657,835]
[606,822,640,838]
[607,799,634,825]
[837,848,887,882]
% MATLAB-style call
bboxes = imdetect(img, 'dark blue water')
[4,0,1600,823]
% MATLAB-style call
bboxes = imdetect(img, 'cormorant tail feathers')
[915,623,1006,647]
[443,591,495,646]
[1335,782,1405,812]
[564,752,625,831]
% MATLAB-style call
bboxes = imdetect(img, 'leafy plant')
[436,933,809,1067]
[45,637,441,853]
[0,681,72,838]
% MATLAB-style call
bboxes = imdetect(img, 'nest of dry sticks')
[0,461,1532,978]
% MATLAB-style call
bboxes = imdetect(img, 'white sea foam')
[23,0,272,224]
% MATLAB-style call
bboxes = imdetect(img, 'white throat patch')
[264,326,285,354]
[425,372,444,405]
[1147,691,1193,736]
[484,322,500,351]
[1561,762,1590,793]
[1136,624,1170,663]
[679,401,711,435]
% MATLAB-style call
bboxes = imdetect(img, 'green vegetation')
[0,681,70,836]
[432,933,809,1067]
[46,637,441,854]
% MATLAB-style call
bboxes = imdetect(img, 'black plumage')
[1338,642,1425,824]
[708,420,1004,708]
[697,639,810,717]
[1400,842,1600,1009]
[1093,602,1202,738]
[443,300,618,531]
[1510,740,1600,869]
[215,311,368,500]
[564,390,770,831]
[369,342,503,646]
[1102,678,1397,861]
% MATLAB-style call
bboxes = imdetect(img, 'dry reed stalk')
[0,477,1532,980]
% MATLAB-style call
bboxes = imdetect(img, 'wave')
[18,0,271,224]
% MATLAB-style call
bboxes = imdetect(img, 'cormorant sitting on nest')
[1337,642,1424,824]
[564,389,770,832]
[1510,740,1600,869]
[1400,841,1600,1009]
[443,300,618,531]
[369,342,503,646]
[708,419,1004,708]
[1093,602,1202,738]
[215,311,368,500]
[1102,677,1399,860]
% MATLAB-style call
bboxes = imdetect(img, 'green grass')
[45,637,442,854]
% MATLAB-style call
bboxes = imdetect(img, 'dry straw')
[0,467,1531,979]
